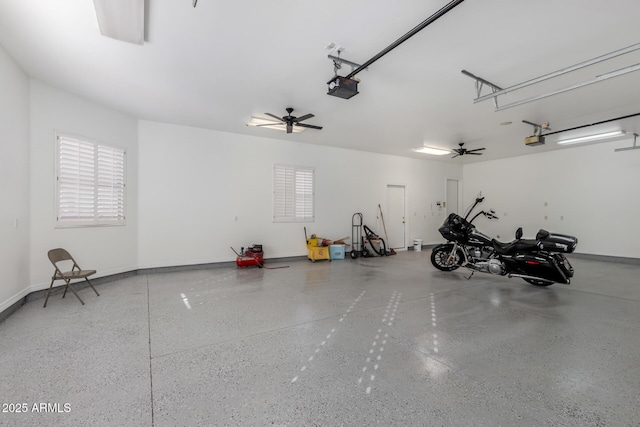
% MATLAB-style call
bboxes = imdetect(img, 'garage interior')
[1,0,639,426]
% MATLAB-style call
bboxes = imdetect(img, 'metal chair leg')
[64,280,85,305]
[43,279,55,308]
[85,278,100,296]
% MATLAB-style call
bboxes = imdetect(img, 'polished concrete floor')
[1,251,639,426]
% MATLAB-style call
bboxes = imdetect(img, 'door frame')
[386,184,406,250]
[445,178,461,216]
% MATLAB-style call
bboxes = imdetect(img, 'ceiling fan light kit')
[258,108,323,134]
[246,117,305,133]
[451,142,485,158]
[413,146,451,155]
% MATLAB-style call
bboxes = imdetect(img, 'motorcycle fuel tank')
[467,228,493,247]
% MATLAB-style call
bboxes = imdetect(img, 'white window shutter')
[58,136,96,221]
[273,165,314,222]
[56,132,126,226]
[295,169,313,220]
[97,145,125,221]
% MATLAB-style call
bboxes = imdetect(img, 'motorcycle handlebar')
[484,211,499,220]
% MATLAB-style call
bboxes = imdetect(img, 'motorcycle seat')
[492,238,538,255]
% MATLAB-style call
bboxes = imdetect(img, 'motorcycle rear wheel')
[523,278,554,287]
[431,245,464,271]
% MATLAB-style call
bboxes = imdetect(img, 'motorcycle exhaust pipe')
[507,273,564,285]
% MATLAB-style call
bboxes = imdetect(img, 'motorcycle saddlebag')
[514,253,571,284]
[536,230,578,253]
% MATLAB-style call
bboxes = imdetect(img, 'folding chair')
[44,248,100,308]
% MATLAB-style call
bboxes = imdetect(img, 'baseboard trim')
[2,256,307,322]
[569,252,640,265]
[0,294,28,324]
[2,252,637,322]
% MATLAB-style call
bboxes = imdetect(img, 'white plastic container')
[329,244,345,260]
[413,239,423,251]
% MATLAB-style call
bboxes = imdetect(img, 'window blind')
[273,165,314,222]
[97,145,125,221]
[56,133,126,226]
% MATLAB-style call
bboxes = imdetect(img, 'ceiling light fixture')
[93,0,145,45]
[246,117,305,133]
[557,130,626,145]
[413,146,451,155]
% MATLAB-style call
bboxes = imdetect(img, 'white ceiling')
[1,0,640,163]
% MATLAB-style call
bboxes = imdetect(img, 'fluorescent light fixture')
[413,146,451,155]
[557,130,626,145]
[93,0,145,45]
[246,117,305,133]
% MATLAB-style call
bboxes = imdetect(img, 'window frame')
[55,131,127,228]
[273,164,315,223]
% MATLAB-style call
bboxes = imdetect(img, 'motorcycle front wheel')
[431,245,465,271]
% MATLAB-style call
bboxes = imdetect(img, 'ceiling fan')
[451,142,485,158]
[261,108,323,134]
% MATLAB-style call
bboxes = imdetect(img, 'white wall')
[138,121,461,268]
[0,45,30,312]
[2,60,638,315]
[29,81,139,289]
[463,140,640,258]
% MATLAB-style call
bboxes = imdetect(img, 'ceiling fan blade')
[295,113,314,122]
[286,123,293,134]
[467,152,483,155]
[296,123,323,130]
[255,123,283,127]
[466,147,486,153]
[265,113,285,122]
[451,153,460,158]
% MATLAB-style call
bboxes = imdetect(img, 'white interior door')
[446,179,459,215]
[386,185,405,249]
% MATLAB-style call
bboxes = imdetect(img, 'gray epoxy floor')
[1,251,639,426]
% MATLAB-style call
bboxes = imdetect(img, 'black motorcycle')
[430,195,577,286]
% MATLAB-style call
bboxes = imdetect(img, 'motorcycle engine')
[487,259,505,275]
